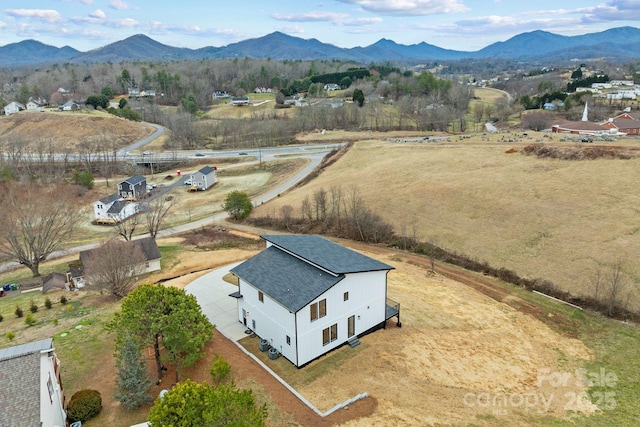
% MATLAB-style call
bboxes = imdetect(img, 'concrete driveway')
[184,262,248,341]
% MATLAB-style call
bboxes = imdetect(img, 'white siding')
[237,280,298,364]
[295,270,387,366]
[39,353,66,427]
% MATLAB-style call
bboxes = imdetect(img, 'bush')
[67,389,102,423]
[25,313,37,326]
[6,332,15,340]
[60,295,68,305]
[0,314,3,322]
[52,317,59,326]
[45,298,53,309]
[30,300,39,313]
[15,306,23,318]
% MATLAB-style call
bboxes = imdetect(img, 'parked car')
[184,179,193,186]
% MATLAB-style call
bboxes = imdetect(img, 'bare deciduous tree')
[279,205,294,231]
[604,259,629,316]
[144,196,173,238]
[114,214,140,242]
[83,238,147,298]
[0,183,84,277]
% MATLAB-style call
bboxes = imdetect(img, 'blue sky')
[1,1,639,52]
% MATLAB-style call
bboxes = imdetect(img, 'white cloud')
[5,9,63,23]
[272,11,348,22]
[272,10,381,27]
[341,17,383,26]
[275,25,306,35]
[108,0,131,11]
[336,0,468,16]
[89,9,106,19]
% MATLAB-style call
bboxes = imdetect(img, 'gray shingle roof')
[263,234,394,274]
[107,199,129,214]
[231,235,393,312]
[133,236,161,261]
[198,166,215,175]
[231,246,343,312]
[80,237,160,268]
[99,193,121,204]
[0,338,53,427]
[121,174,146,185]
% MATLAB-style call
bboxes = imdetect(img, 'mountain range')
[1,26,640,68]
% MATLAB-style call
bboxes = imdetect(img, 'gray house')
[118,175,147,200]
[189,166,217,191]
[230,234,398,367]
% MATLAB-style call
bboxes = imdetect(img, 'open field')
[2,229,639,426]
[253,131,640,310]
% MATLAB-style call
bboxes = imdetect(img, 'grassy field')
[253,132,640,311]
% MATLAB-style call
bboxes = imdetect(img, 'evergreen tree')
[115,333,153,409]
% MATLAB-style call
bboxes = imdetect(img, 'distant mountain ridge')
[1,27,639,67]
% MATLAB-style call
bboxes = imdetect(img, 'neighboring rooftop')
[0,338,54,427]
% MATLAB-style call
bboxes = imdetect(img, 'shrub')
[67,389,102,423]
[60,295,68,305]
[30,300,39,313]
[6,332,15,340]
[45,298,53,309]
[0,314,3,322]
[52,317,59,326]
[25,313,37,326]
[15,306,23,318]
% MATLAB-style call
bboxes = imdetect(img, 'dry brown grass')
[254,132,640,308]
[0,111,154,151]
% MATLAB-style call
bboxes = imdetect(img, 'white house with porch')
[230,234,398,368]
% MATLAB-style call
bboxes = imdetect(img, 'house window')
[344,291,349,301]
[322,324,338,345]
[258,291,264,303]
[310,298,327,321]
[286,335,291,345]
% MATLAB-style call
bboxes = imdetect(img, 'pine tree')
[115,333,153,409]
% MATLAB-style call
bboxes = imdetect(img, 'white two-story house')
[230,234,397,367]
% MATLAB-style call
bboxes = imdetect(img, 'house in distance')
[188,166,217,191]
[230,234,399,368]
